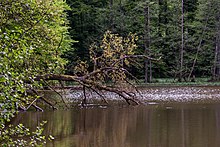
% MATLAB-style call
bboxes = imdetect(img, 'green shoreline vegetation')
[1,0,220,146]
[53,78,220,89]
[137,78,220,86]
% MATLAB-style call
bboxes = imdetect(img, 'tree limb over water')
[34,31,160,107]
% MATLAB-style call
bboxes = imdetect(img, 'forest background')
[65,0,220,82]
[1,0,220,146]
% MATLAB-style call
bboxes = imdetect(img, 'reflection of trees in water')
[12,105,220,147]
[150,107,220,147]
[74,108,136,147]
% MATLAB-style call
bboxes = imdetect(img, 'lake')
[13,86,220,147]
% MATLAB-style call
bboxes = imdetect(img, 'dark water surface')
[14,103,220,147]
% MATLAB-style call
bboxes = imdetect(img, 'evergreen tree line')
[65,0,220,82]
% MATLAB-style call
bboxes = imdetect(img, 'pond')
[13,86,220,147]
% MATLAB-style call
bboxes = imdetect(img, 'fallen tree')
[30,31,159,109]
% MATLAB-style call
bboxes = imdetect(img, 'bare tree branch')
[31,89,57,110]
[31,32,159,107]
[42,80,69,109]
[25,97,39,111]
[89,87,109,105]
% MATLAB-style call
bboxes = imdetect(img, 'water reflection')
[13,104,220,147]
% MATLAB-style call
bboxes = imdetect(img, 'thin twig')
[39,97,57,110]
[32,104,44,112]
[25,97,39,111]
[89,86,109,104]
[31,89,57,110]
[81,85,87,107]
[42,80,69,109]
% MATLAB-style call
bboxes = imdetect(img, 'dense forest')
[65,0,220,82]
[0,0,220,146]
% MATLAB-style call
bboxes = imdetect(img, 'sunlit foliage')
[0,0,71,146]
[75,30,138,85]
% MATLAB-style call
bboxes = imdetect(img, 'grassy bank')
[57,78,220,88]
[136,78,220,87]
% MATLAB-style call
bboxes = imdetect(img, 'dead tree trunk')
[30,32,160,108]
[213,20,220,80]
[188,2,211,81]
[35,73,141,105]
[144,3,151,83]
[179,0,184,82]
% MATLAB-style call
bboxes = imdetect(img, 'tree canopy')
[0,0,71,145]
[65,0,220,81]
